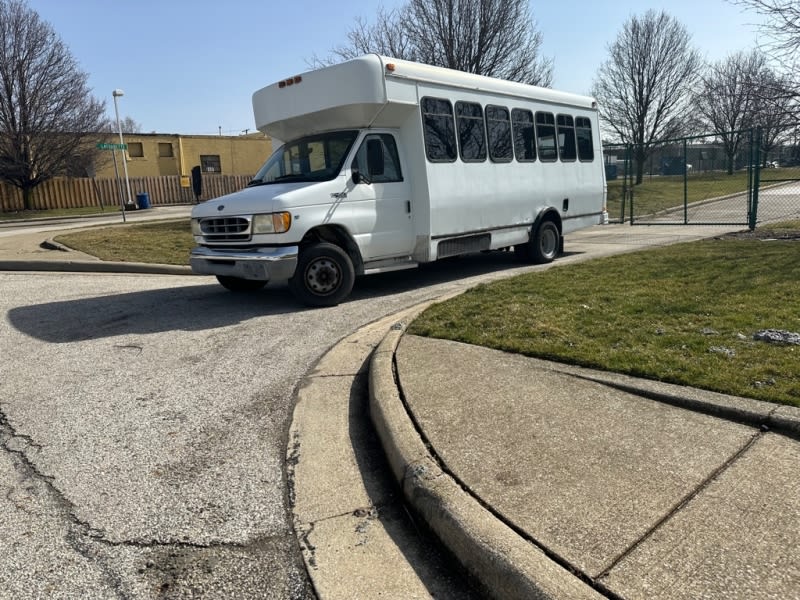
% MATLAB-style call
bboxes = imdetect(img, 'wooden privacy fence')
[0,174,253,212]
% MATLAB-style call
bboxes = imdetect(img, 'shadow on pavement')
[7,283,303,343]
[8,248,584,344]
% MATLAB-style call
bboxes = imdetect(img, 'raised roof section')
[252,54,597,142]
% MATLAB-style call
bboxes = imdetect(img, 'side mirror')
[351,166,370,185]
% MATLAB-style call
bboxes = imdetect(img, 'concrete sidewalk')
[370,330,800,599]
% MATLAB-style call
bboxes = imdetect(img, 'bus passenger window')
[576,117,595,161]
[421,97,457,162]
[486,105,512,162]
[557,115,577,162]
[456,101,487,162]
[536,112,557,162]
[512,109,535,162]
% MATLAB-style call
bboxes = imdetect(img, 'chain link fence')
[603,129,800,228]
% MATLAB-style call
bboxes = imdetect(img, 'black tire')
[216,275,267,292]
[289,242,355,307]
[515,219,560,264]
[530,219,560,263]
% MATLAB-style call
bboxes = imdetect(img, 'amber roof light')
[278,76,303,89]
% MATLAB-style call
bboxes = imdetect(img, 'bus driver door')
[347,133,414,261]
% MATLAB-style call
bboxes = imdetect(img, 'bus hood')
[192,177,351,219]
[191,181,314,218]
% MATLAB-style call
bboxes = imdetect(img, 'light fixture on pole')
[112,89,134,210]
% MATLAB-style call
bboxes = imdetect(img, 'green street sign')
[96,142,127,150]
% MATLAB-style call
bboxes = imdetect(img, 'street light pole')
[112,89,134,211]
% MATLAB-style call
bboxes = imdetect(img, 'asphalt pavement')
[2,208,798,599]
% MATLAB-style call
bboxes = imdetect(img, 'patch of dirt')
[718,228,800,240]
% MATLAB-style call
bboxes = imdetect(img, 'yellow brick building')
[94,132,273,179]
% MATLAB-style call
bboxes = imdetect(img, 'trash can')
[135,192,150,209]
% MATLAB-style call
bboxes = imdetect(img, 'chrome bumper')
[189,245,298,281]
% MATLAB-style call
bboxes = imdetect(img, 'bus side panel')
[415,81,605,247]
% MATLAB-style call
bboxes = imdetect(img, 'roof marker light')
[278,76,302,89]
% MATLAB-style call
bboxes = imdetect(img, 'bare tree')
[730,1,800,64]
[318,0,553,87]
[728,0,800,134]
[754,69,797,163]
[592,10,702,184]
[119,116,142,134]
[0,0,107,210]
[327,6,419,62]
[695,50,767,173]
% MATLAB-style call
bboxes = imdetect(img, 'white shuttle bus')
[190,55,606,306]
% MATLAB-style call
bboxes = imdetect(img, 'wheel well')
[534,208,562,235]
[299,225,364,274]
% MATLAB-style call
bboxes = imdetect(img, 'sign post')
[97,142,130,222]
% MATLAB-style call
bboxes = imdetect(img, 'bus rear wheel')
[289,242,355,307]
[515,219,560,264]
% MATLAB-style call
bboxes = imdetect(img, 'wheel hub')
[306,258,340,294]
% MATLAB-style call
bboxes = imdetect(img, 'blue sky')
[26,0,765,135]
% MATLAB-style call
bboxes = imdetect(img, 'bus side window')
[535,112,557,162]
[353,134,404,183]
[455,101,487,162]
[421,97,457,162]
[486,105,513,162]
[557,114,577,162]
[511,108,535,162]
[576,117,595,161]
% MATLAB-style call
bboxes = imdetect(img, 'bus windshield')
[248,130,359,186]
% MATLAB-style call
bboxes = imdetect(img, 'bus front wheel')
[289,242,355,307]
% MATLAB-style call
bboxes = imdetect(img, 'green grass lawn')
[409,222,800,407]
[54,217,800,406]
[54,220,193,265]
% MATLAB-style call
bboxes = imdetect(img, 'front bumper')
[189,245,298,281]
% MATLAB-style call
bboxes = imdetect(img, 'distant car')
[768,161,779,168]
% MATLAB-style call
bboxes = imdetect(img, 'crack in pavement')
[1,407,274,600]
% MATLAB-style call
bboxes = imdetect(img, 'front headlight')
[191,218,202,236]
[253,212,291,234]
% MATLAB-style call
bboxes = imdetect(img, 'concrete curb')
[368,324,604,600]
[0,257,194,276]
[0,237,196,275]
[508,357,800,439]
